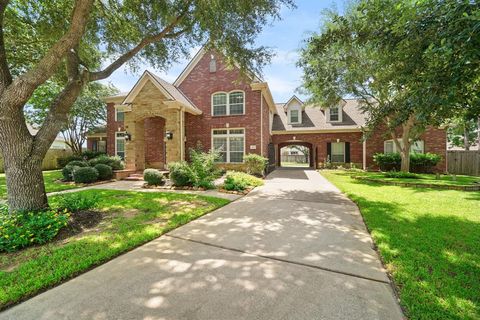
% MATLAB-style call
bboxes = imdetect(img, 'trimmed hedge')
[373,152,441,173]
[73,167,99,184]
[88,155,124,170]
[94,164,113,180]
[244,153,268,177]
[143,169,165,186]
[168,162,191,187]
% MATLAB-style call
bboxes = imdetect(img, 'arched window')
[212,92,227,116]
[212,91,245,116]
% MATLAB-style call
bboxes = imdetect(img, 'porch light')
[165,131,173,140]
[125,132,132,141]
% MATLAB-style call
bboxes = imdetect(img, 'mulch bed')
[351,175,480,191]
[55,210,103,241]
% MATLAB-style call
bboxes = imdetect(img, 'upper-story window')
[115,107,125,122]
[327,106,342,122]
[289,109,300,124]
[212,91,245,116]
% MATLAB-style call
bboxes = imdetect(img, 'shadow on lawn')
[348,193,480,319]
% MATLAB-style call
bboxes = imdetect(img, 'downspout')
[260,91,264,156]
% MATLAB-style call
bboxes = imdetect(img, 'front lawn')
[321,171,480,319]
[0,190,229,309]
[0,170,80,198]
[350,171,480,187]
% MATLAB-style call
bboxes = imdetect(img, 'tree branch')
[90,7,191,81]
[1,0,93,108]
[0,0,11,91]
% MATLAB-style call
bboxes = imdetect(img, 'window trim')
[115,107,125,122]
[211,127,246,163]
[384,139,424,154]
[331,141,346,163]
[115,131,126,159]
[326,106,342,123]
[288,107,301,124]
[211,90,245,116]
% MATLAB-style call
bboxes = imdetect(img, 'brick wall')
[144,117,165,168]
[272,132,364,167]
[366,126,447,172]
[180,52,265,157]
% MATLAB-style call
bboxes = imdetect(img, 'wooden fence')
[0,149,72,173]
[447,151,480,176]
[281,154,309,163]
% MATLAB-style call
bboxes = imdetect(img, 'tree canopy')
[298,0,480,171]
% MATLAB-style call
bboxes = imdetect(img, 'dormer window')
[284,95,304,125]
[327,106,342,122]
[290,110,299,123]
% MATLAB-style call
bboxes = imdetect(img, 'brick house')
[87,48,447,173]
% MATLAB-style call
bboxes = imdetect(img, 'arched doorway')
[278,142,314,168]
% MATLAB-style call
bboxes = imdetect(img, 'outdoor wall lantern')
[125,132,132,141]
[165,131,173,140]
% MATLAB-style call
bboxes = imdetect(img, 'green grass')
[0,190,230,309]
[351,171,480,187]
[321,170,480,320]
[0,170,81,198]
[280,161,310,167]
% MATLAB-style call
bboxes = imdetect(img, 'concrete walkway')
[1,168,403,320]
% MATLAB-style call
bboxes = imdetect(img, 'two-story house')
[87,48,447,174]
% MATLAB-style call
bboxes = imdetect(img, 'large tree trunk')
[400,144,411,172]
[4,156,47,211]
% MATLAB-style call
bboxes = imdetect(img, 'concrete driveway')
[1,168,403,320]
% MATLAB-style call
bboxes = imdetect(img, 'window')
[384,139,424,154]
[212,93,227,116]
[329,107,339,122]
[115,108,125,122]
[212,128,245,163]
[331,142,345,162]
[115,132,126,159]
[290,109,299,123]
[212,91,244,116]
[209,55,217,73]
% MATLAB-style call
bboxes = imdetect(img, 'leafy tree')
[26,82,117,154]
[298,0,480,172]
[0,0,294,211]
[448,116,478,150]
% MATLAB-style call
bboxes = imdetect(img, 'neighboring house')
[28,124,69,150]
[87,49,447,172]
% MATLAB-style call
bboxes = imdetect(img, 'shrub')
[373,153,401,171]
[94,164,113,180]
[53,193,100,212]
[168,162,191,187]
[384,171,420,179]
[187,148,220,189]
[61,160,89,181]
[244,153,268,177]
[0,208,69,252]
[81,150,105,160]
[224,171,264,191]
[73,167,99,184]
[57,154,83,168]
[410,153,441,173]
[66,160,89,168]
[144,169,165,186]
[88,155,124,170]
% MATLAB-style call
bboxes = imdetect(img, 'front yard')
[322,171,480,320]
[0,190,229,310]
[0,170,81,198]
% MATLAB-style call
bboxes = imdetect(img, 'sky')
[100,0,346,103]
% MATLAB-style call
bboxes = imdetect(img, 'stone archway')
[123,80,185,171]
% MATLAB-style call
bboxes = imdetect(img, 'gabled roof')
[272,99,367,133]
[123,71,201,115]
[173,47,262,87]
[282,95,304,111]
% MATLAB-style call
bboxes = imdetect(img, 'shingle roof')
[272,99,367,132]
[148,72,200,113]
